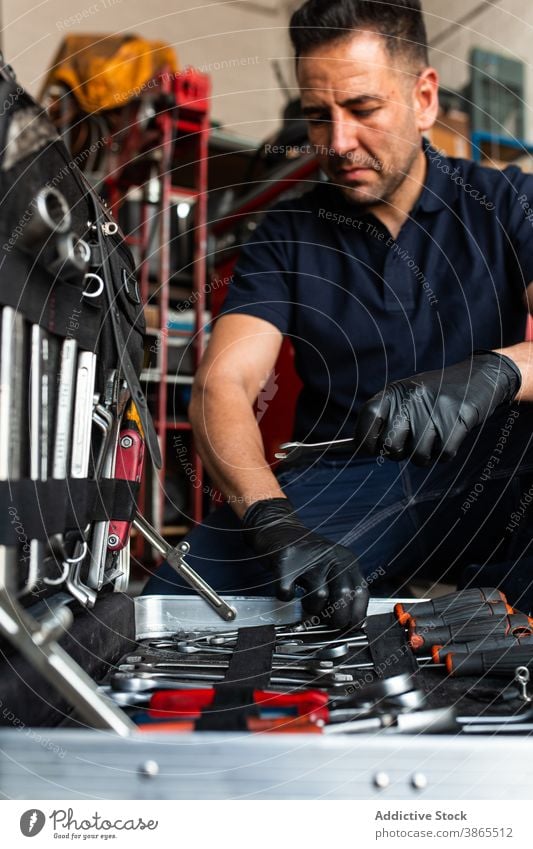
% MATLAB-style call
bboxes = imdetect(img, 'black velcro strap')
[0,249,102,351]
[364,613,418,678]
[195,625,276,731]
[0,478,139,544]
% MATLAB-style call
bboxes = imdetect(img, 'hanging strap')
[195,625,277,731]
[85,185,162,469]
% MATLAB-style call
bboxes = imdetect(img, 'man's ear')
[413,67,440,133]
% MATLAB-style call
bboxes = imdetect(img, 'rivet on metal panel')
[373,772,390,789]
[139,760,160,779]
[411,773,428,790]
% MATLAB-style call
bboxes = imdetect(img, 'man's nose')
[330,117,359,158]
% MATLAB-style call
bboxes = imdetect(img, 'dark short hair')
[289,0,429,69]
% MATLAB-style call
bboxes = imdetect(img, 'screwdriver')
[432,634,533,664]
[409,600,514,631]
[446,646,533,677]
[409,614,533,652]
[394,587,507,625]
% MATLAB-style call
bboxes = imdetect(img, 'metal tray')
[134,595,405,639]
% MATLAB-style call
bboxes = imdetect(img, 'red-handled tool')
[148,688,330,721]
[108,405,145,552]
[394,587,507,625]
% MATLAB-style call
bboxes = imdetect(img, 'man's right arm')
[188,312,286,518]
[189,313,369,626]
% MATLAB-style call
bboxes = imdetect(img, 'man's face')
[297,32,432,206]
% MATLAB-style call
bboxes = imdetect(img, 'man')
[145,0,533,623]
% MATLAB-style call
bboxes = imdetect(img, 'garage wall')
[1,0,299,142]
[423,0,533,141]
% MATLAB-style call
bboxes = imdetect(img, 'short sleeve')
[218,206,294,334]
[503,167,533,287]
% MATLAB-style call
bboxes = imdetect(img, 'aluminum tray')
[134,595,406,639]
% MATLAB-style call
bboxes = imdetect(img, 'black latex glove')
[355,351,521,466]
[242,498,369,628]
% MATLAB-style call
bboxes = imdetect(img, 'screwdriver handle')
[447,647,533,677]
[395,588,507,625]
[432,634,533,664]
[410,614,533,652]
[411,601,513,630]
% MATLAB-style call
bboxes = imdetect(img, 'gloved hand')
[242,497,369,628]
[355,351,521,466]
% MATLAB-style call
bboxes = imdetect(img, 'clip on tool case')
[0,57,533,801]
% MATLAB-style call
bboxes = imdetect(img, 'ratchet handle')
[410,614,533,652]
[394,588,507,625]
[447,647,533,677]
[132,513,237,622]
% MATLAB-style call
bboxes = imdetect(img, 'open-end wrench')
[457,705,533,726]
[121,653,335,670]
[171,640,371,665]
[205,627,356,646]
[274,637,368,653]
[111,671,353,692]
[275,438,356,462]
[143,623,362,650]
[118,660,343,677]
[324,706,457,735]
[124,665,354,684]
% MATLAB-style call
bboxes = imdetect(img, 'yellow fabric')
[41,34,179,113]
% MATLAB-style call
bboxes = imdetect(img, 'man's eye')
[307,116,328,125]
[353,108,378,118]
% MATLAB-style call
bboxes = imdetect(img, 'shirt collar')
[413,137,459,214]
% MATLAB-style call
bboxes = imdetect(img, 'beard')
[332,142,421,208]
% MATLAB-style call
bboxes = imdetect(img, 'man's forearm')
[189,381,285,518]
[494,342,533,401]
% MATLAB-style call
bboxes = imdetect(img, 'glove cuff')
[473,349,522,401]
[242,497,296,531]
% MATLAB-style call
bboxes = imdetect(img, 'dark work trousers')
[143,405,533,610]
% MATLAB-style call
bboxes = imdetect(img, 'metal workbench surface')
[0,728,531,800]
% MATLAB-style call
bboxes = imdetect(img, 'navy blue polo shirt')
[220,141,533,442]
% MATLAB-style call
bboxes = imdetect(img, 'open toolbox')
[1,594,533,800]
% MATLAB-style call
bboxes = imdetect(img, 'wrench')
[121,653,335,669]
[324,706,457,735]
[111,669,353,691]
[275,437,356,462]
[206,627,357,646]
[123,665,353,683]
[118,661,342,677]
